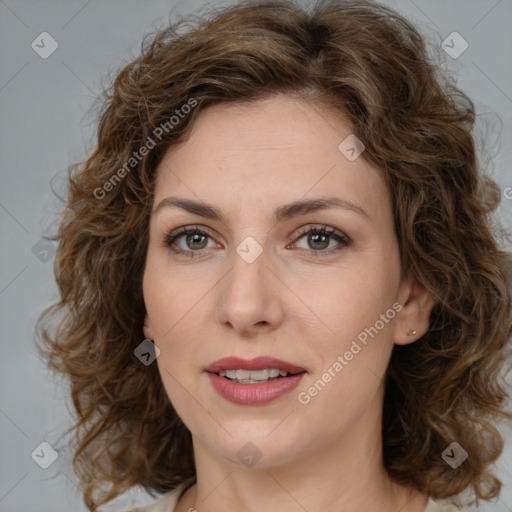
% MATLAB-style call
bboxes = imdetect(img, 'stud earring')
[408,330,417,336]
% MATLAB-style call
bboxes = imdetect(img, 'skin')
[142,94,435,512]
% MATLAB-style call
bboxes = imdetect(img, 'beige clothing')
[424,498,462,511]
[125,486,462,511]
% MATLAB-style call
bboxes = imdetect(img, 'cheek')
[143,256,212,380]
[300,261,399,400]
[298,317,395,428]
[143,252,209,337]
[308,260,399,343]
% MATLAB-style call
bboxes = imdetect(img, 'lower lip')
[207,372,305,405]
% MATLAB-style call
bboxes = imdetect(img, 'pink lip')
[207,372,305,405]
[205,356,307,406]
[205,356,306,375]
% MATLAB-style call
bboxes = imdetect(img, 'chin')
[194,421,309,469]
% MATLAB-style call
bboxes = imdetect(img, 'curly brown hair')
[36,0,512,510]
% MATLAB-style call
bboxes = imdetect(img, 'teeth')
[218,368,289,380]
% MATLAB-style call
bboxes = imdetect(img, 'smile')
[218,368,289,383]
[205,356,307,405]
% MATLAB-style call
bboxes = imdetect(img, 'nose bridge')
[216,240,282,333]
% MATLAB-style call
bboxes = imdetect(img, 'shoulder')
[122,486,184,512]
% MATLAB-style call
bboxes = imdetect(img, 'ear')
[393,272,435,346]
[143,312,154,340]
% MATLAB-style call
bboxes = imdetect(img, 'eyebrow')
[153,196,369,223]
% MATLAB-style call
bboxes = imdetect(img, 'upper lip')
[205,356,306,375]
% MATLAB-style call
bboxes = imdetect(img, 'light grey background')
[1,0,511,511]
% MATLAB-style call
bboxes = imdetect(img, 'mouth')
[205,356,307,405]
[205,356,307,384]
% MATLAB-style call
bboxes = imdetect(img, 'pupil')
[309,233,329,250]
[188,233,207,250]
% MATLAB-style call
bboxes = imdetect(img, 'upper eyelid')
[166,223,345,236]
[166,224,216,241]
[294,224,349,239]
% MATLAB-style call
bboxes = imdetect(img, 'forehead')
[153,95,390,222]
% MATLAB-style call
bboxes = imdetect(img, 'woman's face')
[142,94,430,470]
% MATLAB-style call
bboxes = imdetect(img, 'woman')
[37,1,512,511]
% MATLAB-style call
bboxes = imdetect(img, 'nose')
[215,245,285,338]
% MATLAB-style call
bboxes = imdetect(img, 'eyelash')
[164,224,352,259]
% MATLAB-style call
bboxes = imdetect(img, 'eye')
[164,224,351,259]
[164,226,220,258]
[290,224,351,257]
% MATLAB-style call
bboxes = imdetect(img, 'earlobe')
[393,273,435,346]
[143,313,154,340]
